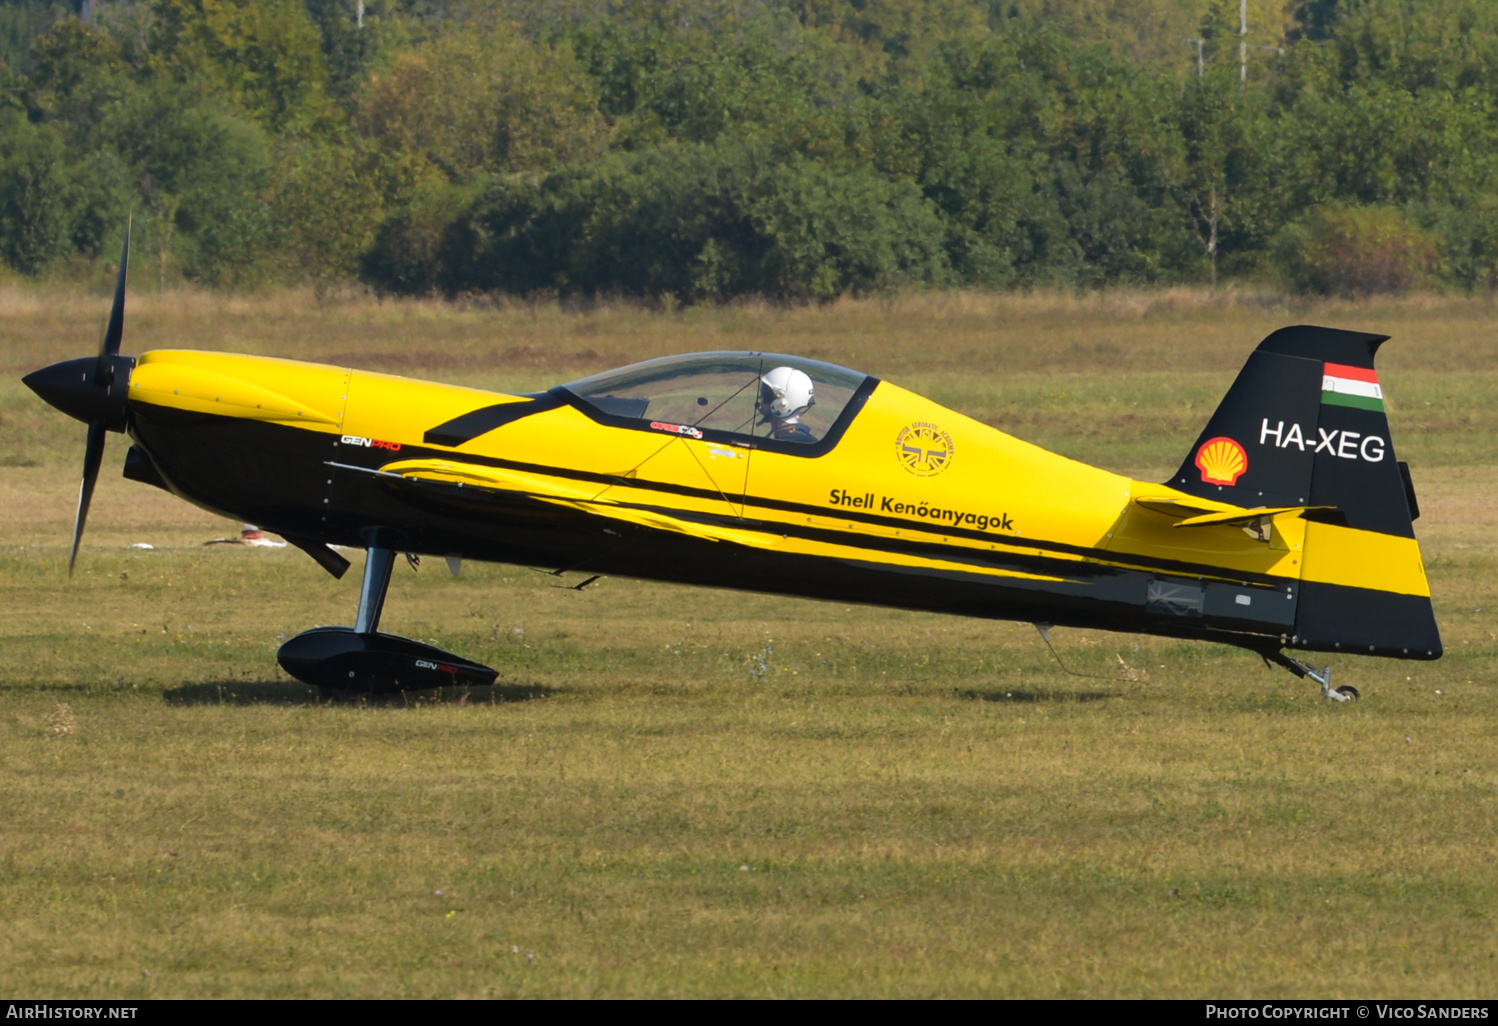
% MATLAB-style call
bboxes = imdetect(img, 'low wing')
[1133,496,1234,519]
[372,458,777,547]
[357,459,1066,587]
[377,457,599,502]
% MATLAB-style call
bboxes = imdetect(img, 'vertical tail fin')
[1169,325,1439,659]
[1169,325,1402,525]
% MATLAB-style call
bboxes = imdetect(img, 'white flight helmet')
[759,366,816,421]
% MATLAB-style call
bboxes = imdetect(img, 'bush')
[360,179,477,296]
[1273,206,1440,297]
[749,158,953,299]
[115,87,277,285]
[1406,199,1498,292]
[0,113,72,275]
[271,134,384,291]
[396,143,954,302]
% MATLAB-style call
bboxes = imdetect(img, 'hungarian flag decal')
[1322,363,1384,412]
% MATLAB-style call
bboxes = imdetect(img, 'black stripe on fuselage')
[587,495,1290,592]
[423,394,562,447]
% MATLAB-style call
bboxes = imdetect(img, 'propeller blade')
[97,221,131,381]
[69,420,107,576]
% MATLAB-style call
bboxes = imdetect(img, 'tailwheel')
[1261,649,1359,702]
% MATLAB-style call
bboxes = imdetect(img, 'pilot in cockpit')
[757,366,818,443]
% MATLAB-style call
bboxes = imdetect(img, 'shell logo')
[1194,436,1248,485]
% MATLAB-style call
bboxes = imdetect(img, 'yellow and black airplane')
[26,233,1439,699]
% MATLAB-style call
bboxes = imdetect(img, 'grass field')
[1,288,1494,997]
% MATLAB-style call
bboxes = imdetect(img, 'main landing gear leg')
[1262,650,1359,702]
[354,543,395,635]
[276,532,498,696]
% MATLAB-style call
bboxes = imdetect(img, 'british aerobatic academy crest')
[895,421,955,477]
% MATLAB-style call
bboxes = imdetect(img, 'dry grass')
[0,287,1494,997]
[6,282,1498,377]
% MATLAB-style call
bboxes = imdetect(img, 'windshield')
[561,352,870,448]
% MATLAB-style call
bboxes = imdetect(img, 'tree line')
[2,0,1497,300]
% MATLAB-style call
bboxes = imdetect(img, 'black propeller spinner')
[22,224,135,574]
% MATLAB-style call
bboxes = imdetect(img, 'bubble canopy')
[557,352,876,454]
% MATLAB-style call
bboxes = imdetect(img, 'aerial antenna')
[1033,624,1147,683]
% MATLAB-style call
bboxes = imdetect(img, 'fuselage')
[118,348,1434,658]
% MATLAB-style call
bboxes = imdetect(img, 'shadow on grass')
[163,680,557,707]
[958,688,1117,704]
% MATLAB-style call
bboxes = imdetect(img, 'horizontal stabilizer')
[1173,506,1336,529]
[1136,495,1336,528]
[1134,496,1236,518]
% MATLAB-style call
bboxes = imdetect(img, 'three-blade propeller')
[22,223,133,575]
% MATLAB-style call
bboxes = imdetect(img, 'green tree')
[795,0,987,77]
[0,0,68,74]
[27,18,139,146]
[0,111,72,273]
[866,73,1034,286]
[149,0,332,132]
[371,139,953,301]
[0,53,27,112]
[1178,68,1279,285]
[269,130,385,294]
[115,83,276,284]
[303,0,407,108]
[750,155,952,298]
[946,25,1194,283]
[564,1,862,152]
[356,17,610,185]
